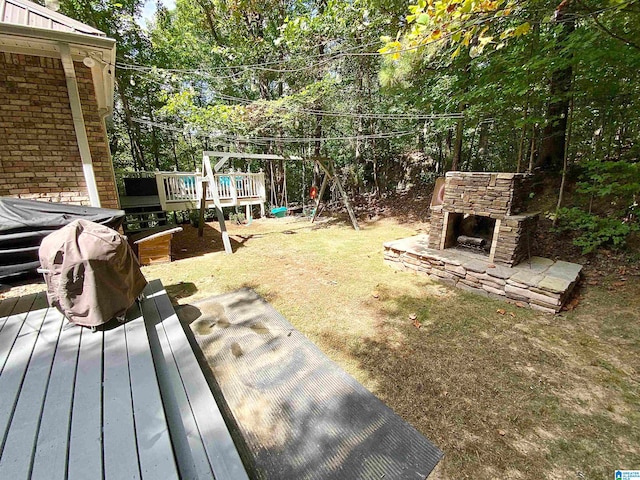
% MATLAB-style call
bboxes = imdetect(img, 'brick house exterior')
[0,0,118,209]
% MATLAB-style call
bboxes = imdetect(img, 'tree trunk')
[528,125,537,172]
[517,19,539,172]
[196,0,222,43]
[517,95,530,173]
[117,79,146,171]
[538,3,575,170]
[146,88,160,169]
[451,61,470,171]
[451,112,464,171]
[186,133,197,171]
[436,132,443,173]
[553,91,574,226]
[313,41,325,190]
[171,134,179,171]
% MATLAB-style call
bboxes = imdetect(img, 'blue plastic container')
[271,207,287,218]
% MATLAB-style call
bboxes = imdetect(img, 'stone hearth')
[384,235,582,313]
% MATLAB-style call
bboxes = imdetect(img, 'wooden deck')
[0,280,248,480]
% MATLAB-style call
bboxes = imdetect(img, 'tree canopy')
[46,0,640,252]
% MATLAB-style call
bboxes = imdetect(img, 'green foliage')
[576,160,640,209]
[229,212,246,224]
[189,209,200,227]
[54,0,640,257]
[553,159,640,253]
[554,207,638,254]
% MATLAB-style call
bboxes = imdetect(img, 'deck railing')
[214,172,265,201]
[156,172,200,204]
[155,171,266,211]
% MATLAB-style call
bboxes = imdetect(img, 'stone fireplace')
[383,171,583,313]
[428,172,538,267]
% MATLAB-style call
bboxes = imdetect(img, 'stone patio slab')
[537,276,574,294]
[546,261,583,281]
[383,235,582,313]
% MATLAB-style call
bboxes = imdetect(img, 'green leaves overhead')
[54,0,640,252]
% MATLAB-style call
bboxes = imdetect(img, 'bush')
[189,209,200,227]
[229,212,246,224]
[554,207,638,254]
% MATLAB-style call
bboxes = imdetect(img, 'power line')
[132,116,419,143]
[192,90,465,120]
[117,38,383,74]
[125,69,465,121]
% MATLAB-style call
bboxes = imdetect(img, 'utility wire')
[100,4,633,74]
[188,89,465,120]
[128,69,465,121]
[132,116,418,143]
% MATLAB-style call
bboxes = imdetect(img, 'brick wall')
[0,52,119,209]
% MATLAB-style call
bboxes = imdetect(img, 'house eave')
[0,21,116,114]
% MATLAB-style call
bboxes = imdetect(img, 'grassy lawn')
[7,215,635,478]
[142,215,640,479]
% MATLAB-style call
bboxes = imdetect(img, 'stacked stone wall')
[428,206,444,249]
[384,241,581,313]
[443,172,532,218]
[0,53,118,209]
[493,214,539,266]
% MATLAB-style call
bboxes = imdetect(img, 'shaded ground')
[151,217,638,479]
[1,215,638,479]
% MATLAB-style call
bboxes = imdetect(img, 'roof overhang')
[0,22,116,116]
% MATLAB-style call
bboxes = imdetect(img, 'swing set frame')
[199,152,360,254]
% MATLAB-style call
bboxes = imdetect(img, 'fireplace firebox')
[429,172,538,267]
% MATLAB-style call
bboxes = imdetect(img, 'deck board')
[0,294,48,456]
[103,321,141,480]
[125,302,179,480]
[31,319,82,480]
[0,296,20,333]
[0,281,241,480]
[142,283,214,480]
[0,293,39,374]
[67,327,103,480]
[0,306,64,478]
[147,280,249,480]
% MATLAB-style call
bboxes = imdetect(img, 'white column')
[59,43,101,207]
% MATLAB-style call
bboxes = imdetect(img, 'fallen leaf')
[413,319,422,329]
[496,309,506,315]
[612,281,625,287]
[487,264,496,269]
[498,429,506,436]
[587,280,599,286]
[515,302,526,308]
[563,296,580,311]
[509,312,516,318]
